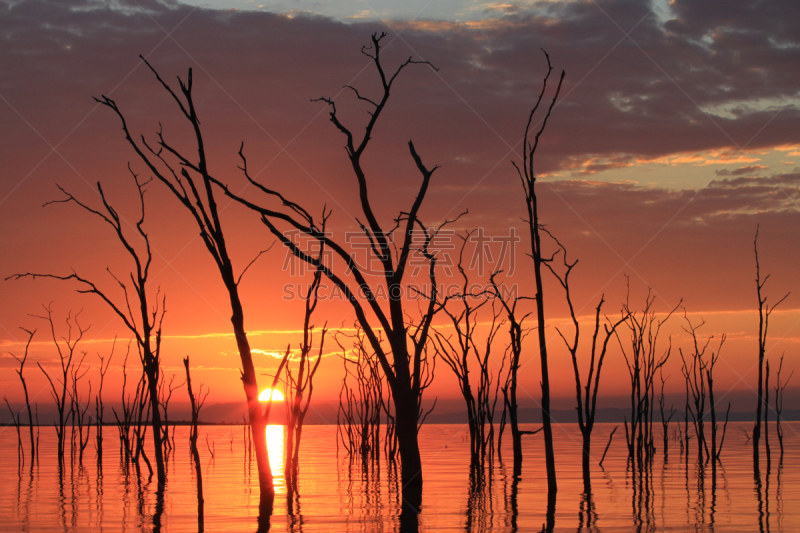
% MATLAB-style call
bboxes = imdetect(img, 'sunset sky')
[1,0,799,417]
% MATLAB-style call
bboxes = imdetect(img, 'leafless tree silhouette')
[183,356,207,532]
[435,232,507,471]
[94,343,114,468]
[617,288,680,469]
[10,173,168,486]
[773,354,792,459]
[511,49,565,501]
[283,253,327,500]
[69,351,92,466]
[657,368,675,459]
[204,33,445,514]
[95,56,296,518]
[752,227,788,474]
[10,328,37,465]
[33,306,87,472]
[540,229,630,491]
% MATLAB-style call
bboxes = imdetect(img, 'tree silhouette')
[94,58,281,517]
[206,33,448,516]
[511,49,564,503]
[10,173,168,485]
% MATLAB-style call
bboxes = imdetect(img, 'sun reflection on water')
[266,425,285,494]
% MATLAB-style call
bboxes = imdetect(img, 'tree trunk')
[582,428,592,493]
[394,390,423,503]
[231,306,274,512]
[144,356,166,487]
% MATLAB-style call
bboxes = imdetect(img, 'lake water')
[1,422,798,532]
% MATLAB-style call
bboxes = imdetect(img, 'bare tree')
[435,232,507,470]
[679,314,729,466]
[705,333,730,465]
[3,396,23,468]
[34,306,87,471]
[95,58,288,515]
[283,258,327,495]
[10,173,169,486]
[753,227,788,473]
[10,328,37,465]
[773,354,792,459]
[512,49,565,498]
[335,324,389,462]
[488,270,537,477]
[70,352,93,466]
[183,356,208,532]
[539,230,630,491]
[159,372,185,459]
[657,368,676,459]
[204,33,445,511]
[94,344,114,467]
[679,315,711,463]
[617,288,679,468]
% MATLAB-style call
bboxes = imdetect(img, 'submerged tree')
[335,325,386,461]
[94,344,114,467]
[773,354,792,459]
[545,232,629,491]
[10,328,37,465]
[183,356,208,532]
[69,351,93,467]
[206,33,446,513]
[283,252,327,496]
[435,232,507,471]
[34,306,87,471]
[752,228,788,474]
[679,315,730,464]
[657,368,676,458]
[489,270,536,478]
[512,50,565,499]
[617,289,679,468]
[95,56,298,516]
[10,173,168,486]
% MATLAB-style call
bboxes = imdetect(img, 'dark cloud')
[716,165,769,176]
[1,0,798,176]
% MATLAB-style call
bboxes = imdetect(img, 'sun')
[258,388,284,402]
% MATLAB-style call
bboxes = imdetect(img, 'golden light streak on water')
[267,424,285,494]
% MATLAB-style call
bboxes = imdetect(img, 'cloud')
[715,165,769,176]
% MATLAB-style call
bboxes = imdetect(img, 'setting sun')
[258,388,284,402]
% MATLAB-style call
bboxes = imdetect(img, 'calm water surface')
[1,422,798,532]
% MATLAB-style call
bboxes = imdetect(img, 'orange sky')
[1,0,799,414]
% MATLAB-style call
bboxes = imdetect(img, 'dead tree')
[284,257,327,494]
[435,232,507,470]
[94,344,114,466]
[335,325,388,462]
[512,49,565,497]
[159,372,185,459]
[657,368,676,458]
[3,396,23,467]
[679,315,711,463]
[617,288,680,468]
[34,306,87,471]
[96,59,284,515]
[540,229,630,491]
[112,346,135,468]
[774,354,792,458]
[705,334,730,464]
[70,352,92,466]
[205,34,446,508]
[10,328,37,465]
[183,356,208,532]
[9,173,169,487]
[753,228,788,473]
[488,270,536,477]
